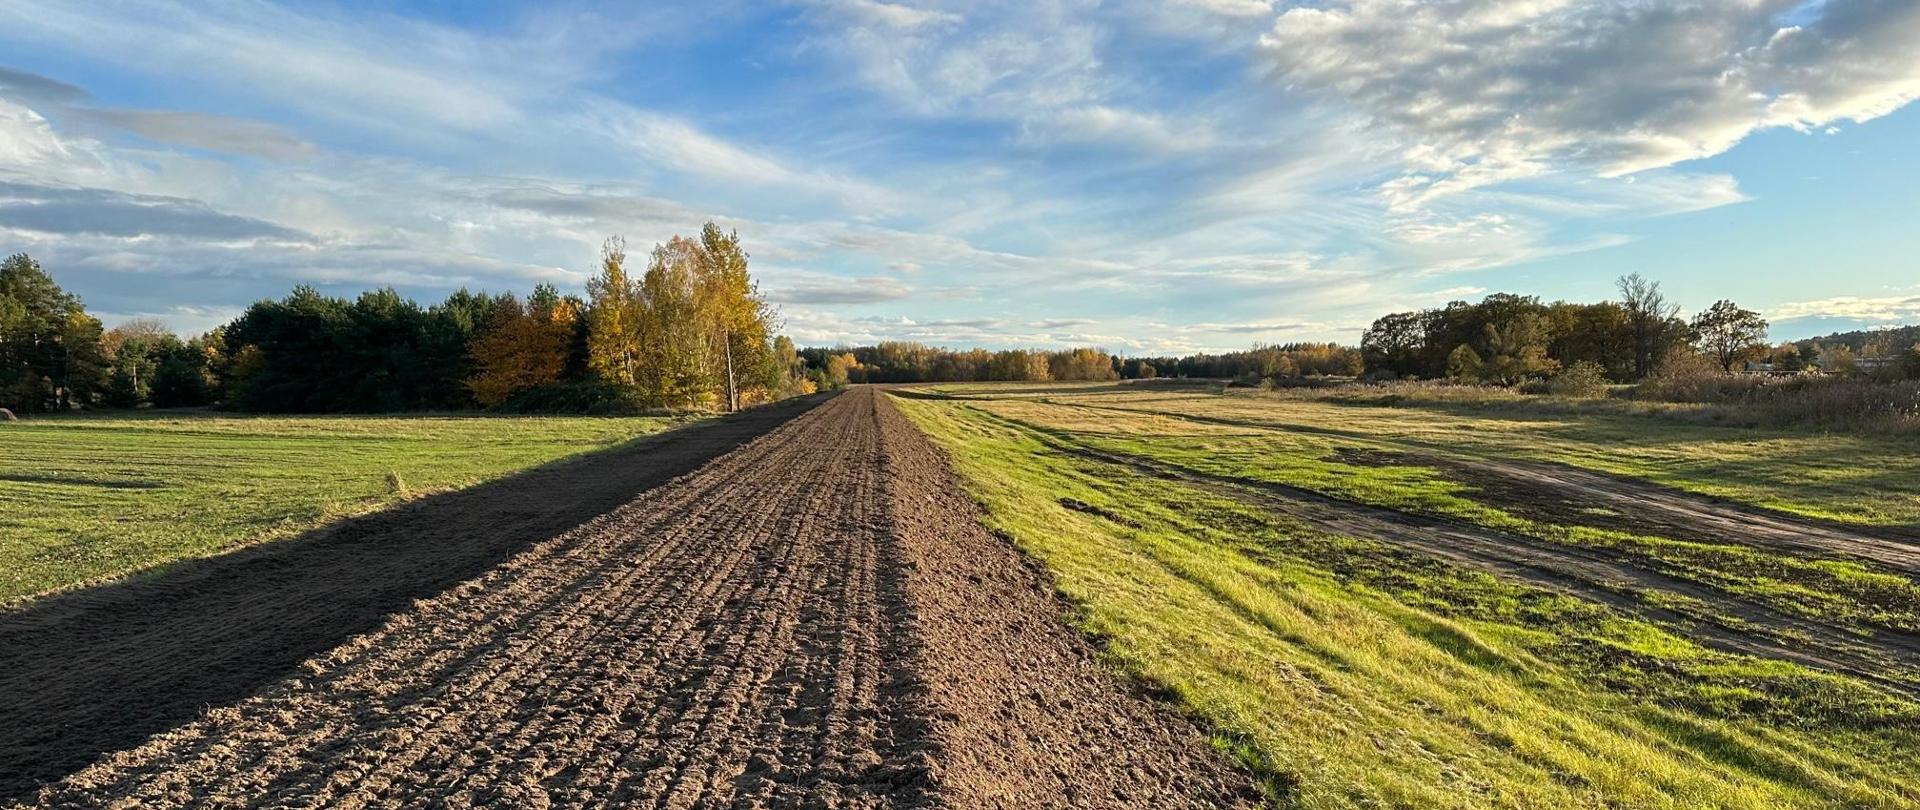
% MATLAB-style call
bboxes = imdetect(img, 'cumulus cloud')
[1260,0,1920,208]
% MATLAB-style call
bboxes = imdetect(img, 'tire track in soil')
[13,388,1260,809]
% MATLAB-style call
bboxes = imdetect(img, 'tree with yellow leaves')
[585,237,642,389]
[582,224,783,410]
[467,284,578,407]
[696,223,777,410]
[635,236,713,408]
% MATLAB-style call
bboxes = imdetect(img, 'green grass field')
[0,410,689,605]
[894,383,1920,809]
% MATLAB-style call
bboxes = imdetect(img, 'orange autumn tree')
[467,284,578,407]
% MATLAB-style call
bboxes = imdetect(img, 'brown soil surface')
[5,388,1258,809]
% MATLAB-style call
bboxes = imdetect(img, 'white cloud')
[766,273,914,304]
[1169,0,1275,19]
[2,0,1917,358]
[829,0,963,30]
[1019,105,1216,152]
[580,104,896,213]
[70,109,317,161]
[1770,294,1920,324]
[1260,0,1920,208]
[805,0,1232,152]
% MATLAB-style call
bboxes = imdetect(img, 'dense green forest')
[1,224,801,415]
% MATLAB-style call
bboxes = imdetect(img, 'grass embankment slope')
[0,411,687,604]
[894,382,1920,809]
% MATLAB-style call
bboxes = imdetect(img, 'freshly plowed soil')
[6,388,1259,809]
[0,396,824,802]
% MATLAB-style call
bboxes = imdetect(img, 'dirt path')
[990,412,1920,699]
[1067,397,1920,570]
[1072,441,1920,694]
[1399,451,1920,575]
[6,389,1257,809]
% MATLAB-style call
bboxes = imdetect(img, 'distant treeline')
[0,224,807,415]
[793,341,1361,386]
[1362,275,1920,384]
[11,246,1920,416]
[1791,324,1920,355]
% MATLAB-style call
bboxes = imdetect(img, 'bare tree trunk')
[723,332,737,413]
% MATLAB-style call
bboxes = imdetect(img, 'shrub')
[492,380,647,414]
[1636,349,1729,399]
[1548,361,1611,398]
[1636,369,1920,431]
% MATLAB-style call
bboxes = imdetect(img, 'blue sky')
[0,0,1916,353]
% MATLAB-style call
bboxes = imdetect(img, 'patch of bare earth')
[8,388,1257,808]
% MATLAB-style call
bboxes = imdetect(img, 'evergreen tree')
[0,254,108,412]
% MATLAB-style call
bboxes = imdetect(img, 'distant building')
[1744,361,1816,377]
[1855,357,1895,373]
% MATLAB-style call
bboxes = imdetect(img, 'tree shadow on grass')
[0,393,828,802]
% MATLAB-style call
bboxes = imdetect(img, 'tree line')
[784,341,1362,387]
[0,223,804,415]
[12,245,1920,416]
[799,344,1123,386]
[1361,275,1792,384]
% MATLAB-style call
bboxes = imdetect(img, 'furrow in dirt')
[9,388,1260,809]
[0,396,823,802]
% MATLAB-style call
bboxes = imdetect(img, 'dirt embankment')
[9,388,1257,808]
[874,390,1260,808]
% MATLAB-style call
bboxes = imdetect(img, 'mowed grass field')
[0,410,688,605]
[894,382,1920,809]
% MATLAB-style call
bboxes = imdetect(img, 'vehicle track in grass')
[1056,397,1920,564]
[7,388,1259,809]
[966,402,1920,698]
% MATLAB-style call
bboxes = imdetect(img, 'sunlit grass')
[926,381,1920,526]
[0,410,689,604]
[897,390,1920,808]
